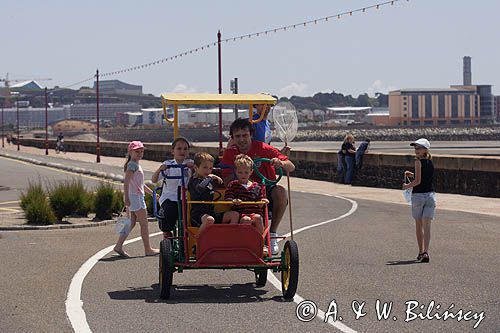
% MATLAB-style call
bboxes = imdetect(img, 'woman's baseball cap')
[410,138,430,149]
[128,141,144,151]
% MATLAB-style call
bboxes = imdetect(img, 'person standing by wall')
[402,138,435,263]
[355,138,370,169]
[341,134,356,184]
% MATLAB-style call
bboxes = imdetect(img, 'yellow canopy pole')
[173,105,179,138]
[249,103,267,124]
[162,99,175,124]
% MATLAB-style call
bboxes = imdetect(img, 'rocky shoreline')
[290,126,500,142]
[52,125,500,143]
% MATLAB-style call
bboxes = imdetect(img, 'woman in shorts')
[402,138,436,263]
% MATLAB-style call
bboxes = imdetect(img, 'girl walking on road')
[114,141,159,257]
[402,138,435,263]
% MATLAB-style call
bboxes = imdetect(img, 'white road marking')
[66,193,358,333]
[268,193,358,333]
[65,232,163,332]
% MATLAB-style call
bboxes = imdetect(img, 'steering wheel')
[252,157,283,186]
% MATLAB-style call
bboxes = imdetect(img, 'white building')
[0,106,68,129]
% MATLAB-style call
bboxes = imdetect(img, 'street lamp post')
[217,30,223,156]
[230,78,238,120]
[45,87,49,155]
[16,94,20,151]
[1,100,4,148]
[96,69,101,163]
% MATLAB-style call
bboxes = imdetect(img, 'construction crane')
[1,73,52,88]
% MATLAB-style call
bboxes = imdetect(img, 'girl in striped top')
[225,154,268,235]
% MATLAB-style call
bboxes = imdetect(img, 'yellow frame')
[160,93,277,138]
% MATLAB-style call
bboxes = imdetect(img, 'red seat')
[196,224,264,266]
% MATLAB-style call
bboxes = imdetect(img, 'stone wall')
[18,138,500,198]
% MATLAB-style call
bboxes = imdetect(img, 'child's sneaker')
[270,232,279,255]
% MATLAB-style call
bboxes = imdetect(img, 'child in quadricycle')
[402,138,436,263]
[113,141,159,257]
[151,137,194,240]
[224,154,268,235]
[188,152,239,237]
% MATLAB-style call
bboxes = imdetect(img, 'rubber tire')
[255,268,268,287]
[281,240,299,300]
[159,239,173,299]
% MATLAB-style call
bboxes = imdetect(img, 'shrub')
[24,195,57,225]
[112,189,124,215]
[86,191,96,213]
[145,192,154,216]
[144,183,156,216]
[48,179,88,221]
[20,181,56,225]
[94,182,115,220]
[68,178,92,217]
[75,191,93,217]
[20,181,45,211]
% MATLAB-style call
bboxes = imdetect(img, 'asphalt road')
[0,158,499,332]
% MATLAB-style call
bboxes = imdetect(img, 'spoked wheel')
[159,239,173,299]
[254,268,268,287]
[281,240,299,300]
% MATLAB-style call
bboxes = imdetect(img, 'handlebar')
[252,157,283,186]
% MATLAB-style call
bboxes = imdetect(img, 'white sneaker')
[270,232,279,255]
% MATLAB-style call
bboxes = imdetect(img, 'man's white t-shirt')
[158,159,193,205]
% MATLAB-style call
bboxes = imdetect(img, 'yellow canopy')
[161,93,276,105]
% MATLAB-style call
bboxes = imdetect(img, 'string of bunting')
[62,0,408,87]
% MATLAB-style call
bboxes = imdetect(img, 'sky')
[2,0,499,98]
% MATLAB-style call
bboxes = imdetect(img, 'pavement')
[0,143,499,229]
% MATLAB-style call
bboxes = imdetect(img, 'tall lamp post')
[95,69,101,163]
[44,87,49,155]
[1,98,4,148]
[217,30,222,156]
[230,78,238,120]
[17,94,20,150]
[11,92,20,151]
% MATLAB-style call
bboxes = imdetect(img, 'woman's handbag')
[115,207,132,236]
[402,176,412,205]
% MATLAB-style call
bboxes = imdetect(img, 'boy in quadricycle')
[151,137,194,240]
[188,152,239,237]
[224,154,268,235]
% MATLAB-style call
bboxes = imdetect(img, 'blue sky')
[2,0,498,97]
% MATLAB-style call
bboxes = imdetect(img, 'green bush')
[94,182,115,220]
[48,179,88,221]
[72,179,89,216]
[20,181,56,225]
[20,181,45,211]
[75,186,93,217]
[145,193,154,216]
[144,184,156,216]
[112,190,124,215]
[24,195,56,225]
[86,191,96,213]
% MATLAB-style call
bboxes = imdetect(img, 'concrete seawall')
[18,138,500,198]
